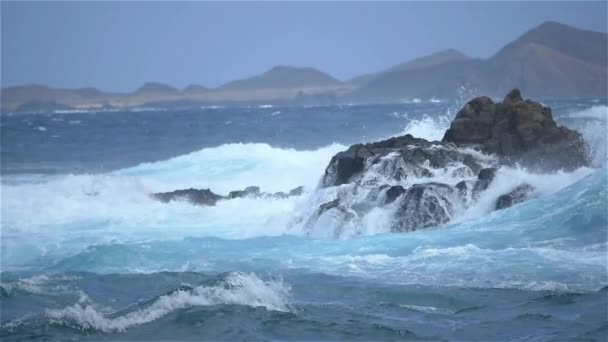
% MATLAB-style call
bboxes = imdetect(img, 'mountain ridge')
[2,21,606,112]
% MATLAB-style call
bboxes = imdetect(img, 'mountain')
[182,84,209,95]
[219,65,342,91]
[504,21,607,67]
[350,48,472,86]
[134,82,179,95]
[353,21,607,100]
[1,21,606,112]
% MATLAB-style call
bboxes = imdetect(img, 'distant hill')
[353,21,607,100]
[349,49,471,86]
[134,82,179,95]
[1,21,606,112]
[219,65,342,91]
[182,84,209,94]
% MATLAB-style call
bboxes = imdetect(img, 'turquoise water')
[1,101,607,340]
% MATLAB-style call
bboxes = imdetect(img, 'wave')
[1,272,290,333]
[0,143,344,269]
[1,106,606,291]
[113,142,346,193]
[19,168,598,292]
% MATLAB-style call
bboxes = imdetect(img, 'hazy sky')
[2,1,607,92]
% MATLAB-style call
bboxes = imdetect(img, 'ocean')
[1,99,607,340]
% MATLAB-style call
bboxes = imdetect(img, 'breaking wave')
[2,273,290,333]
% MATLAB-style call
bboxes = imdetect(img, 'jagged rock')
[392,183,455,232]
[271,192,289,199]
[474,167,498,193]
[318,198,341,215]
[288,186,304,197]
[306,90,589,235]
[496,184,536,210]
[153,188,224,206]
[228,186,261,199]
[385,185,406,204]
[443,88,589,171]
[322,134,482,188]
[478,167,497,181]
[153,185,304,206]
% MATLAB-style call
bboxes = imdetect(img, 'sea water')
[1,100,606,340]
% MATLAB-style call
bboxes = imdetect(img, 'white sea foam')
[399,115,451,141]
[564,106,607,167]
[1,143,344,267]
[45,272,291,332]
[566,105,608,120]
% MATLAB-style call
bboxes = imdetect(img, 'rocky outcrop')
[322,134,480,188]
[443,89,589,171]
[304,89,589,234]
[154,188,224,206]
[392,183,456,232]
[153,185,304,206]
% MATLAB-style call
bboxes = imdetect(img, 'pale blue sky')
[2,1,607,92]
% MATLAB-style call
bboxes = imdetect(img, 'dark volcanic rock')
[385,185,406,204]
[443,89,589,171]
[154,185,305,206]
[392,183,455,232]
[474,167,498,193]
[478,167,497,182]
[228,186,261,199]
[305,90,589,235]
[322,134,479,188]
[496,184,536,210]
[153,188,225,206]
[288,186,304,197]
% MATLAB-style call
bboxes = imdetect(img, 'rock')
[322,134,480,188]
[154,185,304,206]
[496,184,536,210]
[385,185,406,204]
[288,186,304,197]
[474,167,498,193]
[299,90,589,236]
[443,88,589,171]
[477,167,497,182]
[153,188,225,206]
[271,192,289,199]
[392,183,455,232]
[228,186,261,199]
[318,198,341,216]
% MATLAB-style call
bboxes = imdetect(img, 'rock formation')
[305,89,589,233]
[153,185,304,206]
[443,88,589,171]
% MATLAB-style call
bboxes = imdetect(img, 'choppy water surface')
[1,100,607,340]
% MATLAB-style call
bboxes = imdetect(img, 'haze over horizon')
[2,1,607,92]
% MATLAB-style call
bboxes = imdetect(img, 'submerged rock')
[153,188,224,206]
[496,184,536,210]
[153,185,304,206]
[385,185,406,204]
[228,186,261,199]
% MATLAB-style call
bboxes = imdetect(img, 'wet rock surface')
[496,184,536,210]
[443,88,589,171]
[153,185,304,206]
[306,89,589,233]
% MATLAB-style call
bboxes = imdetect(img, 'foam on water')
[1,105,606,293]
[113,142,346,193]
[563,105,607,167]
[399,113,452,141]
[1,143,345,268]
[40,272,291,332]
